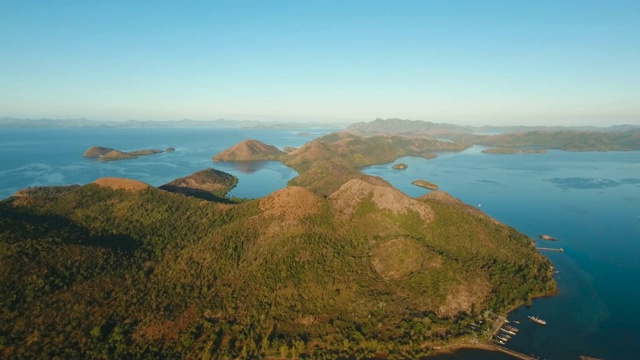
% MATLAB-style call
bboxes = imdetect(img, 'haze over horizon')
[1,0,639,127]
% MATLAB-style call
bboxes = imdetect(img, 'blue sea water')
[0,127,332,199]
[363,147,640,360]
[1,128,639,359]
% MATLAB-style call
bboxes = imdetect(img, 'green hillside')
[0,132,556,359]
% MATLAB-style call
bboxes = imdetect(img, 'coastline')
[427,289,558,359]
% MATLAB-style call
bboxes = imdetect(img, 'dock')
[485,342,537,360]
[536,247,564,252]
[486,314,537,360]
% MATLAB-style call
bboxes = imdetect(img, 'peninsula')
[0,131,556,359]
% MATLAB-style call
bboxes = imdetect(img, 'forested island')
[481,148,547,154]
[83,146,169,161]
[412,180,439,190]
[0,131,557,359]
[348,118,640,152]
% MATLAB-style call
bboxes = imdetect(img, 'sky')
[1,0,639,126]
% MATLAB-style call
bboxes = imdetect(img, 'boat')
[500,327,516,335]
[513,320,520,324]
[528,315,547,325]
[497,335,509,342]
[505,325,519,332]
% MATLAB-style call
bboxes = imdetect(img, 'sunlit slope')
[0,172,554,358]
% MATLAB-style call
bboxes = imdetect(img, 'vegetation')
[481,148,547,154]
[474,130,640,151]
[412,180,439,190]
[83,146,167,161]
[159,168,239,202]
[0,131,558,359]
[347,119,640,151]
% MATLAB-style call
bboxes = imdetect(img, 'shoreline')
[427,290,558,359]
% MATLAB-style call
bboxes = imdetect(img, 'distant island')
[347,118,640,152]
[412,179,439,190]
[0,117,347,130]
[83,146,169,161]
[482,147,548,154]
[0,130,556,359]
[392,163,408,170]
[159,168,238,202]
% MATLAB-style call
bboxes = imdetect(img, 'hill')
[93,177,150,191]
[475,130,640,151]
[0,133,556,359]
[212,139,286,162]
[83,146,168,161]
[347,119,640,152]
[348,118,640,138]
[159,168,238,201]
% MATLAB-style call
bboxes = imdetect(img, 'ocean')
[1,128,639,359]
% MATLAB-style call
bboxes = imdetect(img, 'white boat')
[500,327,516,335]
[528,315,547,325]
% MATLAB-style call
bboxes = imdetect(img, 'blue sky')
[1,0,639,125]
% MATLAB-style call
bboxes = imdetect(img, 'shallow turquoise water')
[1,129,638,359]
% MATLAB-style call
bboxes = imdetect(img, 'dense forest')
[0,132,557,359]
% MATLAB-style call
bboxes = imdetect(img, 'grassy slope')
[0,132,556,359]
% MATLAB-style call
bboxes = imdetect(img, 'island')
[482,147,547,154]
[392,163,408,170]
[539,234,558,241]
[159,168,238,201]
[347,118,640,152]
[83,146,167,161]
[412,179,439,190]
[0,131,556,359]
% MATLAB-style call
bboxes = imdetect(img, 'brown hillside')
[259,186,322,221]
[330,178,434,223]
[99,150,138,161]
[83,146,116,157]
[159,168,237,200]
[93,177,150,191]
[212,139,285,162]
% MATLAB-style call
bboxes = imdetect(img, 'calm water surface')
[1,129,638,359]
[363,147,640,360]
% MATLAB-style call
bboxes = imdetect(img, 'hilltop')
[0,133,556,359]
[159,168,238,201]
[212,139,286,162]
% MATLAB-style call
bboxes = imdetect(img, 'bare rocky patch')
[93,177,150,191]
[330,178,434,222]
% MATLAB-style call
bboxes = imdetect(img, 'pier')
[485,342,538,360]
[486,314,538,360]
[536,247,564,252]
